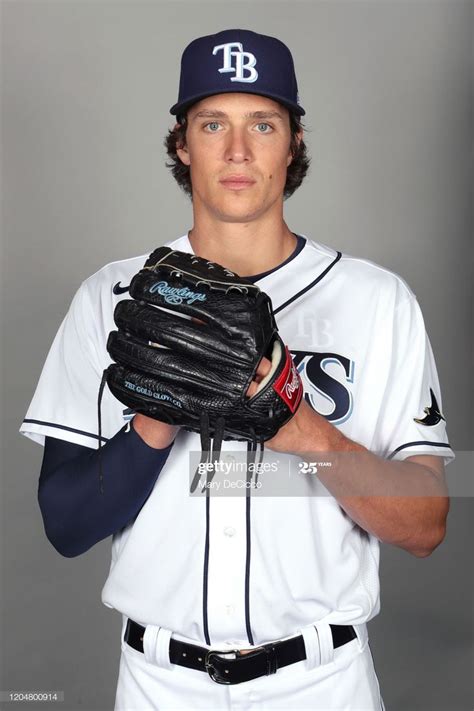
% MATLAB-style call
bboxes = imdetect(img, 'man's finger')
[246,381,258,398]
[246,357,273,397]
[255,356,272,379]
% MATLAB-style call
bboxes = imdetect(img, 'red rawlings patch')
[272,346,303,413]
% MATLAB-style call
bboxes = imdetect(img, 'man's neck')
[187,217,298,278]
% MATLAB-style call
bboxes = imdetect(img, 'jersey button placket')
[223,529,237,618]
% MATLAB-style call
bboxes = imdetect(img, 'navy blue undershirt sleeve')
[38,421,174,558]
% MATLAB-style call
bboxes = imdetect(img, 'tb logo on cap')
[212,42,258,83]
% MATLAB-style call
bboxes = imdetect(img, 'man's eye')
[256,123,273,133]
[204,122,221,132]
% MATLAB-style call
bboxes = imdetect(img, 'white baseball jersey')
[21,233,454,649]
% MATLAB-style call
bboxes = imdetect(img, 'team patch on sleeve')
[413,388,445,427]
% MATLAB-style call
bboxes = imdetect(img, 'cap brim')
[169,89,305,117]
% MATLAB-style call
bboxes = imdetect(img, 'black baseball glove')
[100,246,303,492]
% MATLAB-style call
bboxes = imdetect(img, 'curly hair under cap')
[164,111,310,200]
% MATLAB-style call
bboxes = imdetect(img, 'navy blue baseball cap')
[170,29,305,117]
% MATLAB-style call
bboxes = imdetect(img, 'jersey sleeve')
[375,290,455,465]
[20,279,108,449]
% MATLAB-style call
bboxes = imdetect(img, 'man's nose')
[224,128,252,163]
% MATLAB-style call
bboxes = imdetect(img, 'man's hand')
[246,356,343,454]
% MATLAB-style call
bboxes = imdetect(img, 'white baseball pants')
[114,616,386,710]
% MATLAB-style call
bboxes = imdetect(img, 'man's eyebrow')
[191,110,285,121]
[246,111,285,120]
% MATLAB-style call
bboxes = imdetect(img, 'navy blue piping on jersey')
[245,233,307,282]
[244,444,255,646]
[271,251,342,316]
[387,441,452,460]
[22,419,108,443]
[202,490,211,646]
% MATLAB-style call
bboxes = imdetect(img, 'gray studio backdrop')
[2,1,472,710]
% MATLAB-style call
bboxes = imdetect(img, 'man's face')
[176,93,299,223]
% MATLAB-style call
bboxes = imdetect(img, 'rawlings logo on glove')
[148,281,208,305]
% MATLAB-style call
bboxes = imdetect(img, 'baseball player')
[21,29,454,710]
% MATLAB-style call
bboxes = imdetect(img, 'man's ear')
[175,123,191,166]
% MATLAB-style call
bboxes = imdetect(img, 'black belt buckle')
[205,645,277,685]
[205,649,239,684]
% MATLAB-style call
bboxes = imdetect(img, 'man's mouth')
[219,175,256,190]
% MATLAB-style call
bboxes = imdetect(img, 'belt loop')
[265,644,278,675]
[353,623,368,651]
[120,614,129,650]
[300,624,321,670]
[314,622,334,665]
[143,625,173,669]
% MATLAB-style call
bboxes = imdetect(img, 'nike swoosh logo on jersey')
[113,281,130,295]
[414,388,445,426]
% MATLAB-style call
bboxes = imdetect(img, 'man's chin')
[213,211,266,224]
[211,200,270,224]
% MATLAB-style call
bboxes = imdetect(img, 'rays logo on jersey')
[292,350,355,426]
[148,281,207,305]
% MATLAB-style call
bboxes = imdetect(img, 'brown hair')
[164,110,310,200]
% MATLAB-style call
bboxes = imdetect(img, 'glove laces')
[190,414,265,494]
[97,374,266,497]
[189,412,223,493]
